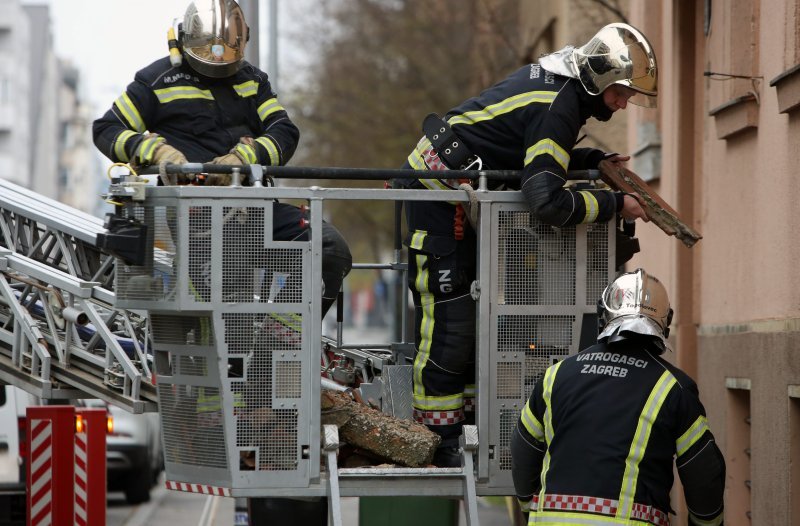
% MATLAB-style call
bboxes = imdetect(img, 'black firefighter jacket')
[511,337,726,525]
[93,57,298,166]
[402,63,625,235]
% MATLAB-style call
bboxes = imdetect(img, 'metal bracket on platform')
[323,424,343,526]
[460,424,480,526]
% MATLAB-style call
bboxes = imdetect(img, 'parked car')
[0,384,39,526]
[80,399,163,504]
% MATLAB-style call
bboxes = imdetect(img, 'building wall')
[519,0,800,523]
[0,0,32,187]
[629,0,800,524]
[23,5,59,200]
[0,1,94,212]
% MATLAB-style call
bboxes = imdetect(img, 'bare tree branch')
[590,0,629,24]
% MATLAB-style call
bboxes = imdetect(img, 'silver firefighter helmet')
[572,23,658,107]
[598,268,672,346]
[181,0,249,78]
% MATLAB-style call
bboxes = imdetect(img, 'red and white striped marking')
[29,419,53,526]
[166,480,231,496]
[74,431,88,526]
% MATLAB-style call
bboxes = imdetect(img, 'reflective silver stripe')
[407,136,431,170]
[537,361,563,503]
[617,371,676,520]
[525,138,570,171]
[233,80,258,98]
[578,191,600,223]
[521,399,545,441]
[154,86,214,103]
[676,415,709,457]
[257,98,285,121]
[447,90,558,126]
[113,130,137,162]
[255,136,280,165]
[409,230,426,250]
[412,394,463,411]
[412,253,432,401]
[529,510,641,525]
[114,93,145,132]
[136,136,164,163]
[234,143,257,164]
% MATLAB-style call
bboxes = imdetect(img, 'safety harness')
[417,114,483,240]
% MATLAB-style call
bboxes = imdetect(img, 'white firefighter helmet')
[180,0,249,78]
[598,268,672,345]
[572,23,658,107]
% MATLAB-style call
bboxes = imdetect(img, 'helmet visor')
[183,0,247,71]
[579,44,656,91]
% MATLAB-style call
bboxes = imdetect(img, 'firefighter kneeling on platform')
[511,269,726,525]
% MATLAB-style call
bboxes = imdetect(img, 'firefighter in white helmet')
[511,269,726,525]
[396,23,655,467]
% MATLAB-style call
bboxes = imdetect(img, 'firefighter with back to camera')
[511,269,726,525]
[397,23,654,466]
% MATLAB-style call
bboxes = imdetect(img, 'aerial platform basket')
[107,181,617,501]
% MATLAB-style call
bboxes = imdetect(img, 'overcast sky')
[24,0,307,112]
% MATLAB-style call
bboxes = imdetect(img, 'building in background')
[514,1,799,524]
[0,0,32,188]
[58,60,97,213]
[624,2,800,525]
[0,0,95,213]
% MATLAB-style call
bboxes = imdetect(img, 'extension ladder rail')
[0,179,155,413]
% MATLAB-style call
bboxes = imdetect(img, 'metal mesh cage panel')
[172,355,207,377]
[158,384,229,469]
[221,206,304,303]
[497,211,576,305]
[151,314,215,346]
[498,409,520,470]
[496,362,523,399]
[586,222,610,306]
[497,314,574,393]
[237,409,299,471]
[114,205,177,302]
[275,362,303,398]
[223,313,303,472]
[187,206,212,302]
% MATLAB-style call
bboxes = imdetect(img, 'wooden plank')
[598,160,703,248]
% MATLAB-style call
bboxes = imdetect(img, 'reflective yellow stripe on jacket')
[536,361,563,502]
[447,90,558,127]
[616,371,676,521]
[153,86,214,104]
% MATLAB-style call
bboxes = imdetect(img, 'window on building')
[707,0,760,105]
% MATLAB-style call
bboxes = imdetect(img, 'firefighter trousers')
[407,229,476,445]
